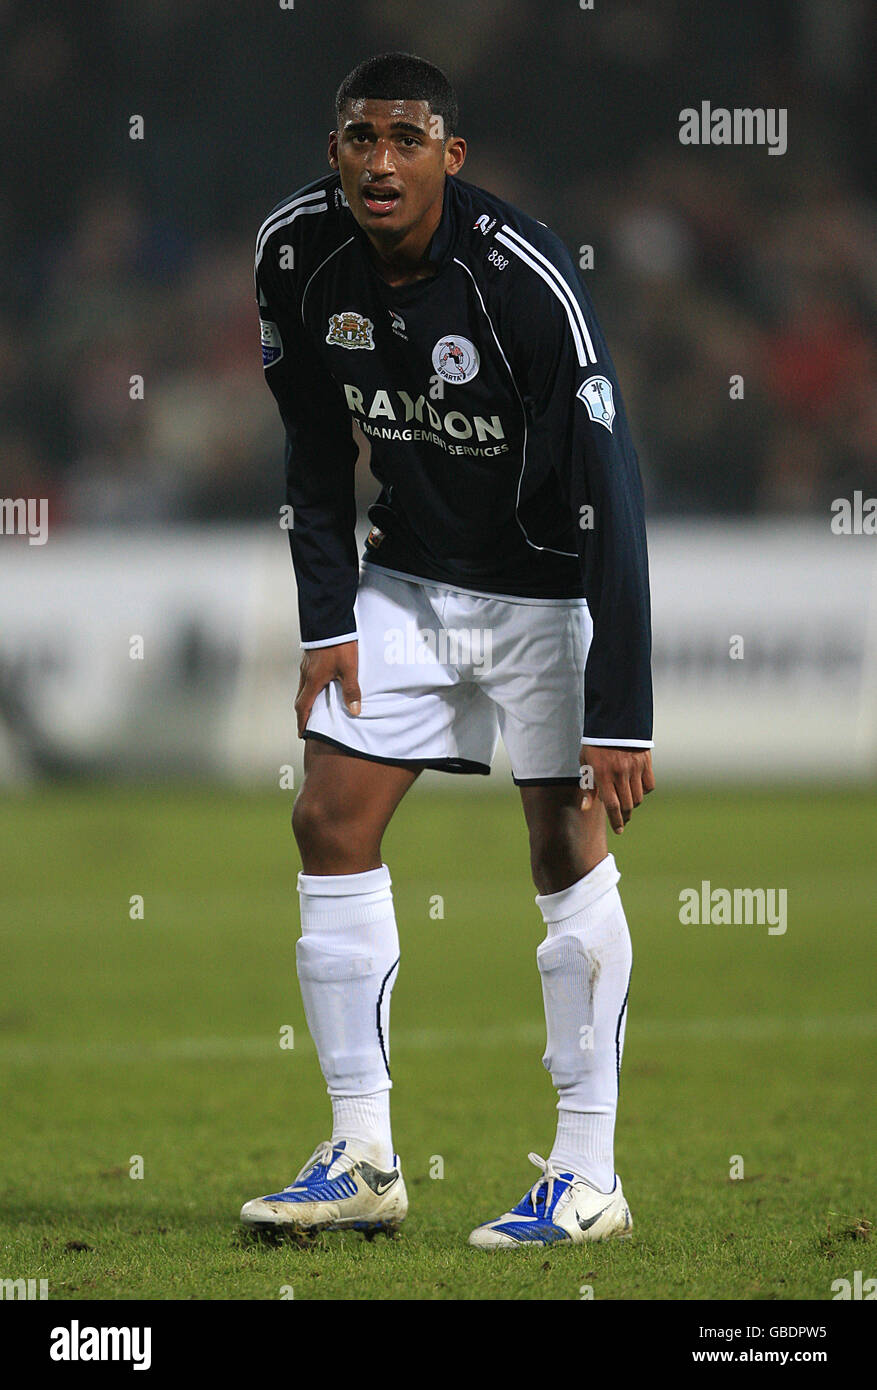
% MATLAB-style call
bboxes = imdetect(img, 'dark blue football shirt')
[255,171,653,746]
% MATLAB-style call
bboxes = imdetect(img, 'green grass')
[1,783,874,1300]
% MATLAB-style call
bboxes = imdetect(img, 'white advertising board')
[0,521,873,784]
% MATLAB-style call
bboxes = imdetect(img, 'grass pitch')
[1,782,874,1300]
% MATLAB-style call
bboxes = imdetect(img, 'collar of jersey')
[349,173,457,286]
[424,174,456,268]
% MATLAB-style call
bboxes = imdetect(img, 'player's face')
[329,99,465,240]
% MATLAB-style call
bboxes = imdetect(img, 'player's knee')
[292,791,335,856]
[291,789,372,866]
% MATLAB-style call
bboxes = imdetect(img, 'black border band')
[512,775,582,786]
[303,730,491,776]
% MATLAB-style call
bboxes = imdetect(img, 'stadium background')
[1,0,875,781]
[0,1,875,1303]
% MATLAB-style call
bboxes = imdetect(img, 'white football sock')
[329,1092,394,1169]
[296,864,398,1169]
[535,853,632,1193]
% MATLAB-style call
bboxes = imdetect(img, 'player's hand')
[295,641,361,737]
[580,744,655,835]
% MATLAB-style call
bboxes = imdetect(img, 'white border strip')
[301,631,358,650]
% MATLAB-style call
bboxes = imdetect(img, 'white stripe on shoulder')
[495,224,596,367]
[255,188,328,257]
[254,189,329,271]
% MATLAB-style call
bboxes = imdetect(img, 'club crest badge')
[432,335,480,384]
[576,375,615,432]
[326,311,375,350]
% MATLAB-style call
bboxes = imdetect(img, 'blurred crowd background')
[1,0,875,525]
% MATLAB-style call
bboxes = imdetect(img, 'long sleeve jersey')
[255,170,653,746]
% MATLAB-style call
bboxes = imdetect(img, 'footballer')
[242,52,654,1247]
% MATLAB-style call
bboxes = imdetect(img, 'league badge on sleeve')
[260,319,283,368]
[576,375,615,432]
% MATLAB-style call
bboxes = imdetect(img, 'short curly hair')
[335,52,458,138]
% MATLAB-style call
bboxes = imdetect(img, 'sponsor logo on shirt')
[576,375,615,432]
[326,311,375,350]
[342,383,508,456]
[432,335,480,385]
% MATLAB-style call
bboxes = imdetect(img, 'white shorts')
[304,563,592,784]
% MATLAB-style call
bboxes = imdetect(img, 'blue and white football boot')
[468,1152,632,1248]
[240,1140,407,1237]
